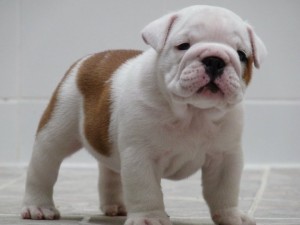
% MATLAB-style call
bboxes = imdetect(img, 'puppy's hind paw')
[21,205,60,220]
[124,211,172,225]
[212,208,256,225]
[125,218,172,225]
[101,203,127,216]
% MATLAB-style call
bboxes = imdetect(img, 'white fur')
[22,5,266,225]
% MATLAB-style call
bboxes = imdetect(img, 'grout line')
[0,214,22,217]
[2,163,300,169]
[1,98,300,104]
[245,99,300,105]
[245,164,300,169]
[171,216,300,220]
[248,166,271,216]
[60,163,98,169]
[0,98,49,104]
[15,0,22,165]
[0,163,28,168]
[255,217,300,220]
[80,216,91,224]
[0,213,299,221]
[164,196,205,202]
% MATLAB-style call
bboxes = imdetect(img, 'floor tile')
[0,166,299,224]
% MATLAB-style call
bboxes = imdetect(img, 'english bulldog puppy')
[21,5,267,225]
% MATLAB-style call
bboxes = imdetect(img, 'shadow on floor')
[88,216,212,225]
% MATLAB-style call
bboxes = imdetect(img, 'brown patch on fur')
[36,62,78,134]
[77,50,142,156]
[243,57,254,86]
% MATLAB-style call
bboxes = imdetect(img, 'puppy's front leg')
[202,152,256,225]
[121,148,171,225]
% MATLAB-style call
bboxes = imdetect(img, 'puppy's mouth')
[197,82,221,94]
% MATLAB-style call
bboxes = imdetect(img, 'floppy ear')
[141,13,178,52]
[247,24,267,68]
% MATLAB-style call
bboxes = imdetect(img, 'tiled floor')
[0,166,300,225]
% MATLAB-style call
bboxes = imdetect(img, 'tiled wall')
[1,0,299,165]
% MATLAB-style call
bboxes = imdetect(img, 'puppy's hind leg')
[21,70,82,220]
[99,164,127,216]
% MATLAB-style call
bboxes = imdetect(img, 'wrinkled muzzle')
[173,43,244,103]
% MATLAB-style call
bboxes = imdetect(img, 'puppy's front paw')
[125,218,171,225]
[212,208,255,225]
[21,205,60,220]
[125,211,171,225]
[101,203,127,216]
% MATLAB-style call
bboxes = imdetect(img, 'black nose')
[202,56,226,80]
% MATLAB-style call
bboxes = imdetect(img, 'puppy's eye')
[237,50,248,63]
[176,43,190,51]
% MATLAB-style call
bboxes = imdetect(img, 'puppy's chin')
[171,83,244,110]
[168,76,245,109]
[185,94,227,110]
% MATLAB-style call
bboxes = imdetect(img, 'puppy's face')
[142,6,267,110]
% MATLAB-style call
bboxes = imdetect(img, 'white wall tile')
[1,0,300,164]
[171,1,300,100]
[0,0,19,98]
[19,0,166,98]
[244,1,300,100]
[244,102,300,164]
[17,101,46,163]
[0,103,18,163]
[18,0,300,99]
[17,101,300,165]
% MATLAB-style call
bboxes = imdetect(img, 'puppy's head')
[142,5,267,110]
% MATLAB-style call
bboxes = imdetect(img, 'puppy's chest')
[153,119,220,179]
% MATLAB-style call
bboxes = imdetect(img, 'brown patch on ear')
[77,50,142,156]
[243,57,254,86]
[36,62,78,134]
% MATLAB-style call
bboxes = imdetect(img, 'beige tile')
[0,104,18,163]
[1,167,300,224]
